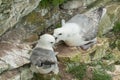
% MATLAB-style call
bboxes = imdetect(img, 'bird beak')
[53,44,57,49]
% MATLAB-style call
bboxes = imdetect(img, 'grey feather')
[30,48,56,68]
[67,7,104,41]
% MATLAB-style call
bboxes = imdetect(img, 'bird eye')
[58,33,62,35]
[50,42,54,44]
[55,37,57,40]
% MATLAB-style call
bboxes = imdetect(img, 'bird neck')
[35,43,53,51]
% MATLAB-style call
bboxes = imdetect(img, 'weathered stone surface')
[55,43,82,62]
[60,0,84,10]
[22,7,60,34]
[0,61,9,74]
[0,25,39,44]
[0,67,33,80]
[83,0,97,6]
[0,0,41,36]
[56,37,119,63]
[20,67,33,80]
[0,42,31,69]
[60,0,98,10]
[0,70,20,80]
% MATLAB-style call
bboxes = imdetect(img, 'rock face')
[0,66,33,80]
[0,0,41,36]
[60,0,97,10]
[0,0,41,80]
[0,42,30,70]
[0,41,32,79]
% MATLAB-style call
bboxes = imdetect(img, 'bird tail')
[36,60,56,67]
[85,6,106,22]
[95,6,107,20]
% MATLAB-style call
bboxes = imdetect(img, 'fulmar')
[53,7,106,50]
[30,34,59,74]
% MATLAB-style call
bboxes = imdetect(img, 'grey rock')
[20,67,33,80]
[0,0,41,36]
[83,0,97,6]
[0,70,20,80]
[0,42,31,69]
[60,0,84,10]
[45,13,60,27]
[0,61,9,74]
[0,67,33,80]
[60,0,97,10]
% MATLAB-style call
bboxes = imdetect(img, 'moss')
[23,1,61,32]
[108,13,115,21]
[55,22,61,28]
[67,63,87,80]
[87,0,103,9]
[109,21,120,50]
[102,52,115,60]
[113,21,120,33]
[38,0,67,9]
[116,40,120,50]
[67,61,112,80]
[25,11,45,24]
[109,40,117,49]
[93,69,112,80]
[32,73,49,80]
[0,28,4,36]
[58,52,82,63]
[32,73,61,80]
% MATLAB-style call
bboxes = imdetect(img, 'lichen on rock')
[0,0,41,36]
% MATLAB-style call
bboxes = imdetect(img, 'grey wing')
[81,25,98,41]
[30,48,56,67]
[80,14,99,41]
[67,14,98,41]
[67,14,90,28]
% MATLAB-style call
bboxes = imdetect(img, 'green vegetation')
[66,51,115,80]
[55,22,62,28]
[67,61,113,80]
[109,21,120,50]
[32,73,61,80]
[113,21,120,34]
[102,52,114,60]
[90,52,115,71]
[67,63,87,80]
[93,69,112,80]
[39,0,67,8]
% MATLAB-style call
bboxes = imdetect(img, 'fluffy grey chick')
[30,34,59,74]
[53,7,106,50]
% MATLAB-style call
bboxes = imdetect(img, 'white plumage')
[30,34,59,74]
[53,7,106,50]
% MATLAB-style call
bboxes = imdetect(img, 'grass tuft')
[93,69,112,80]
[67,63,87,80]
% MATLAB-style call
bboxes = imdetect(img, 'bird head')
[53,28,68,43]
[37,34,55,48]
